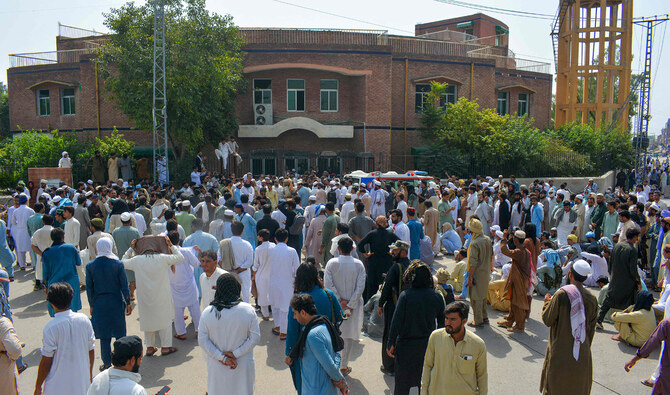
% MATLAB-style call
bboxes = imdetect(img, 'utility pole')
[633,15,669,182]
[153,0,169,184]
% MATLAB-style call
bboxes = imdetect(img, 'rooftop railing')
[8,48,94,67]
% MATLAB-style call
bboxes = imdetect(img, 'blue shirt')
[531,204,544,237]
[407,219,424,260]
[236,212,257,249]
[300,324,345,395]
[42,243,82,316]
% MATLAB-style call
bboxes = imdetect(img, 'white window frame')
[61,88,75,116]
[37,89,50,116]
[439,85,458,108]
[253,79,272,105]
[497,91,509,115]
[320,79,338,112]
[518,93,529,116]
[415,83,430,113]
[287,79,305,112]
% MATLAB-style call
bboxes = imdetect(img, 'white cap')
[514,230,526,239]
[52,196,62,203]
[375,180,381,186]
[120,212,132,222]
[490,225,500,232]
[572,259,592,277]
[181,201,191,207]
[495,230,504,238]
[330,181,336,185]
[87,180,93,185]
[650,203,661,212]
[575,194,583,200]
[309,195,316,201]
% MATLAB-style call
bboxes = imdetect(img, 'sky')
[2,0,669,134]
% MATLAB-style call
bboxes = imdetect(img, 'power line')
[270,0,413,34]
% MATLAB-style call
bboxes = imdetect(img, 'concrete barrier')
[514,170,617,194]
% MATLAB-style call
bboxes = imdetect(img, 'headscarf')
[633,290,654,312]
[442,222,453,232]
[96,237,118,260]
[210,273,242,318]
[135,235,170,255]
[109,198,130,216]
[542,248,560,268]
[61,151,68,157]
[315,204,325,216]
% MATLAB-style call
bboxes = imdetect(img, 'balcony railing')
[8,48,94,67]
[240,27,387,46]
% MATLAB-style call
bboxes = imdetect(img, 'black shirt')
[388,287,445,347]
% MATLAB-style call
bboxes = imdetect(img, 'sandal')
[174,334,187,340]
[279,333,287,340]
[272,327,280,336]
[507,327,524,333]
[17,364,27,374]
[146,347,158,357]
[497,321,511,328]
[467,322,484,328]
[340,367,352,376]
[641,379,655,388]
[161,347,178,356]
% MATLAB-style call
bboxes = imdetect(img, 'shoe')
[33,284,41,292]
[380,366,394,376]
[17,364,27,374]
[99,364,111,372]
[595,322,604,330]
[80,285,86,291]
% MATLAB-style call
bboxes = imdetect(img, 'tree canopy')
[98,0,245,158]
[0,82,9,136]
[417,82,633,178]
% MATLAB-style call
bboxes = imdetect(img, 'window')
[320,80,338,112]
[439,85,458,108]
[251,157,276,176]
[464,28,474,36]
[287,79,305,111]
[253,79,272,105]
[518,93,528,116]
[415,84,430,112]
[417,83,458,112]
[37,90,50,116]
[495,35,501,46]
[61,88,75,115]
[497,91,509,115]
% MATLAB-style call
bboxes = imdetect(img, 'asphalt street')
[11,254,660,395]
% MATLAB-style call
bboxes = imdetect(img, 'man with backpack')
[279,199,304,258]
[287,294,349,394]
[377,240,411,376]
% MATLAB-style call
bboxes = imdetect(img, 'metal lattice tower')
[633,16,669,182]
[153,0,169,184]
[554,0,633,131]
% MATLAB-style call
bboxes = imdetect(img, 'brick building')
[7,15,552,176]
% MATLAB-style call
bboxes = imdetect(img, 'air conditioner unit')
[254,103,273,125]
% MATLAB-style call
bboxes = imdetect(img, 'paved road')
[12,254,659,395]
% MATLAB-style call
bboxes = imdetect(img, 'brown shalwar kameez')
[500,243,531,330]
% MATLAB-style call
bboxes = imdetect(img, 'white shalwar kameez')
[30,225,53,281]
[581,251,609,287]
[200,267,227,311]
[198,302,260,395]
[252,241,275,317]
[371,188,388,219]
[323,255,366,368]
[169,247,201,336]
[122,246,184,348]
[229,236,254,303]
[10,204,34,268]
[554,211,576,247]
[268,243,300,334]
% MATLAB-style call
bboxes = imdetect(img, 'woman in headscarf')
[611,290,657,347]
[85,238,132,371]
[304,204,326,266]
[286,263,343,394]
[106,198,136,234]
[387,263,445,394]
[0,270,22,394]
[198,273,261,395]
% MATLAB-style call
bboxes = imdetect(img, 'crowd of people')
[0,158,669,394]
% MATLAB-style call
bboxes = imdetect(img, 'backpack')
[288,214,306,236]
[327,190,337,204]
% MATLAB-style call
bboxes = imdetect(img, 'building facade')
[7,14,552,176]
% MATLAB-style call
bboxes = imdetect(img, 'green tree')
[0,130,81,187]
[0,82,9,136]
[98,0,245,159]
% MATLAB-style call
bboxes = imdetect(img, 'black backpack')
[288,214,306,236]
